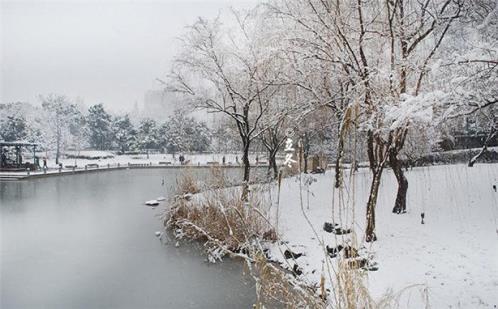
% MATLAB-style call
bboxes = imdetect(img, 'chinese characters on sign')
[283,137,296,168]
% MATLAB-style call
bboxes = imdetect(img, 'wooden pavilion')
[0,141,38,171]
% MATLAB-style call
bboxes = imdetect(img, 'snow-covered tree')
[135,118,159,158]
[168,9,284,197]
[1,102,51,147]
[0,114,28,141]
[112,114,136,154]
[67,110,87,158]
[86,104,112,151]
[271,0,465,241]
[41,94,81,164]
[431,0,498,164]
[190,120,211,153]
[160,110,211,154]
[211,119,241,153]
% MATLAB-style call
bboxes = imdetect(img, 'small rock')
[155,231,162,237]
[326,245,344,258]
[323,222,338,233]
[363,260,379,271]
[284,249,303,259]
[292,264,303,276]
[333,228,352,235]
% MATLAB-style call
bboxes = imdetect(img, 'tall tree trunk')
[366,169,383,242]
[241,140,251,201]
[267,150,273,177]
[390,150,408,214]
[302,133,310,173]
[268,150,278,179]
[335,135,345,188]
[390,128,409,214]
[365,130,390,242]
[303,143,309,174]
[367,130,375,170]
[271,155,278,179]
[55,133,60,165]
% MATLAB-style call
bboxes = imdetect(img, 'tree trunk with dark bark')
[366,169,383,242]
[390,127,409,214]
[390,150,408,214]
[268,150,278,179]
[302,134,310,174]
[55,133,61,165]
[241,140,251,201]
[364,129,391,242]
[335,135,345,188]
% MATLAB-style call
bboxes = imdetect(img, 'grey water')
[0,168,256,308]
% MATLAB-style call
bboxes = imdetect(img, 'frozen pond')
[0,169,255,308]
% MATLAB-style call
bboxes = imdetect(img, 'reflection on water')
[0,169,255,309]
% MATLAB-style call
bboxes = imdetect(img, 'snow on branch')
[384,92,447,130]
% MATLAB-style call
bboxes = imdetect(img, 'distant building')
[439,104,498,151]
[142,89,213,123]
[142,90,179,120]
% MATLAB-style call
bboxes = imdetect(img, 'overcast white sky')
[1,0,257,113]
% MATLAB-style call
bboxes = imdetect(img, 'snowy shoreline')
[0,163,269,181]
[166,163,498,308]
[0,152,273,180]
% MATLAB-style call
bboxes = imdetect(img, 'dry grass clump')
[251,252,325,308]
[206,166,228,189]
[324,246,428,309]
[330,261,375,309]
[175,170,201,195]
[167,169,316,307]
[165,183,322,307]
[165,187,276,258]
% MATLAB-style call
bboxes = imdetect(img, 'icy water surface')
[0,168,255,308]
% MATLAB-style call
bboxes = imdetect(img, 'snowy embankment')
[410,146,498,166]
[266,164,498,308]
[40,151,270,169]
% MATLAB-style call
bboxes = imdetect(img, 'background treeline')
[0,96,217,163]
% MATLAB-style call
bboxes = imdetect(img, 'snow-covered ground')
[266,164,498,308]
